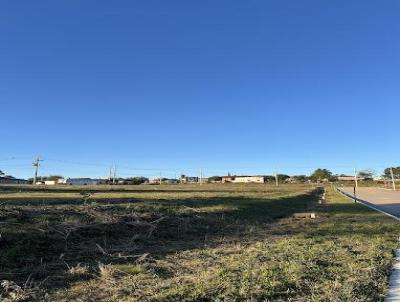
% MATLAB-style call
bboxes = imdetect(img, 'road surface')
[339,187,400,219]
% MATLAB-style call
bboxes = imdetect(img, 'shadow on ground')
[0,190,321,292]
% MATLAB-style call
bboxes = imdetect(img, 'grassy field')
[0,183,399,301]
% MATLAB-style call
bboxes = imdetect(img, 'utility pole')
[32,157,43,185]
[390,167,396,191]
[159,172,162,185]
[354,167,358,188]
[199,168,203,185]
[275,173,279,186]
[109,167,112,183]
[112,164,117,185]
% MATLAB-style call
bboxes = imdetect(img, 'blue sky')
[1,0,400,179]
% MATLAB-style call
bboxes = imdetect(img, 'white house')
[44,180,57,185]
[337,176,365,182]
[222,176,265,183]
[233,176,265,183]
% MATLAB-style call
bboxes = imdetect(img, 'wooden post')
[354,167,358,188]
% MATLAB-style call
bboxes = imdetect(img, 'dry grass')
[0,183,399,301]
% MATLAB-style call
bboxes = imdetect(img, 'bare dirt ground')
[340,187,400,218]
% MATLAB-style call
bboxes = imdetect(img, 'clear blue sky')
[1,1,400,179]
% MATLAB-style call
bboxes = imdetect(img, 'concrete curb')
[386,248,400,301]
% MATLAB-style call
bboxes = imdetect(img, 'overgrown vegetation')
[0,183,399,301]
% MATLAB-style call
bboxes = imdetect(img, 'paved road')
[340,187,400,218]
[339,187,400,218]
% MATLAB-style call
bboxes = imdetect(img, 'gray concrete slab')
[340,187,400,218]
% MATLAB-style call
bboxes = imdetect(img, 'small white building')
[44,180,57,185]
[149,178,161,184]
[338,176,365,182]
[222,176,265,183]
[233,176,265,183]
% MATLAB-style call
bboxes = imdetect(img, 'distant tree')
[330,174,338,182]
[310,169,333,182]
[383,167,400,179]
[277,174,290,182]
[358,169,375,180]
[126,177,148,185]
[46,175,64,181]
[292,175,309,182]
[0,170,4,176]
[263,176,276,183]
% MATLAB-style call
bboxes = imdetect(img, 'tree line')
[2,167,400,183]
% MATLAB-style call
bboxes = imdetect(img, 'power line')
[0,156,32,162]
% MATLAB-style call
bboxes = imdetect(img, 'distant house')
[93,179,108,185]
[64,178,100,186]
[148,178,179,184]
[337,176,365,182]
[222,176,265,183]
[44,180,57,185]
[199,178,209,183]
[0,177,30,184]
[164,179,179,184]
[149,178,161,184]
[180,176,199,183]
[222,176,234,183]
[234,176,264,183]
[208,176,222,183]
